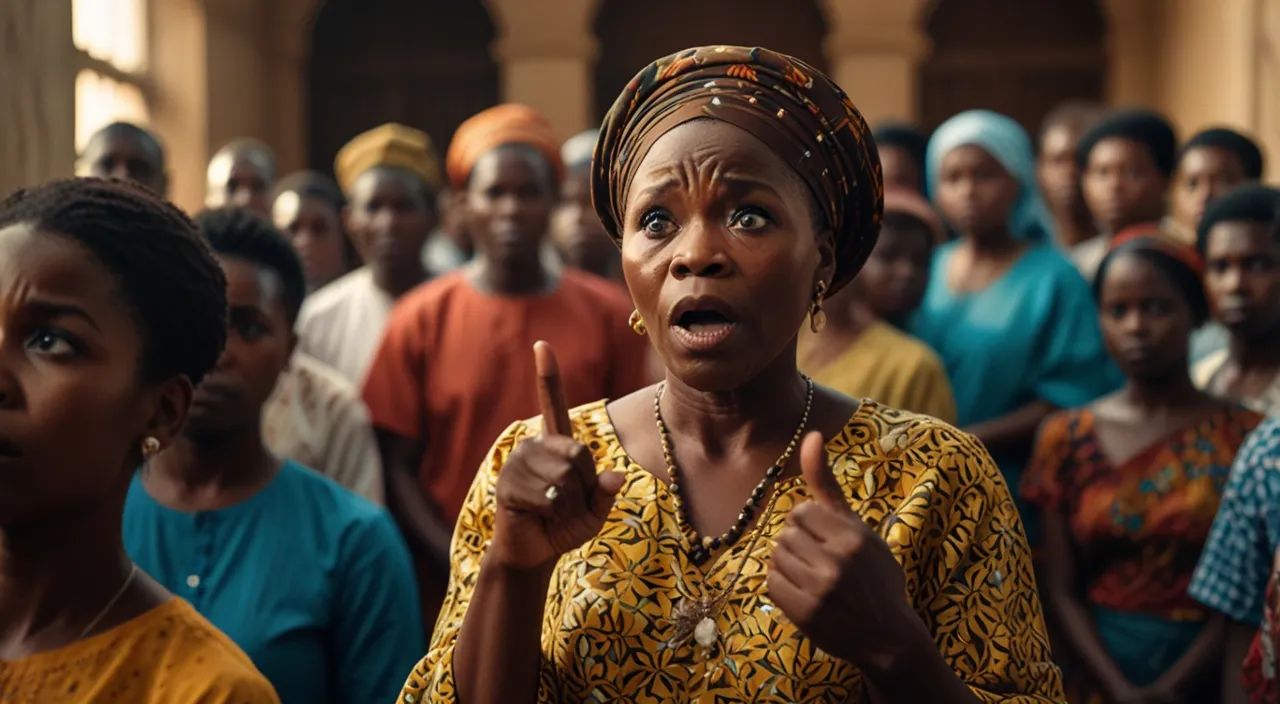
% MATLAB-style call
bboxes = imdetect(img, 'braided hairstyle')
[195,208,307,325]
[0,178,228,387]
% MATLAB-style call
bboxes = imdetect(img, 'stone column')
[486,0,599,139]
[149,0,209,212]
[0,0,76,196]
[820,0,930,125]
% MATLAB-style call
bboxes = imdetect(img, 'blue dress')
[909,242,1123,539]
[124,461,424,704]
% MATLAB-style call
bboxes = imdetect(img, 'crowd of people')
[1,41,1280,704]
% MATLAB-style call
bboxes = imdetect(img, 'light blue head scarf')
[925,109,1053,242]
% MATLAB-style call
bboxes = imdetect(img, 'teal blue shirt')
[124,461,423,704]
[909,242,1123,538]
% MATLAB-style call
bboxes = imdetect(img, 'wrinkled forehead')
[627,120,805,207]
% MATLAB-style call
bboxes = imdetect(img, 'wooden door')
[308,0,499,177]
[920,0,1107,135]
[593,0,827,121]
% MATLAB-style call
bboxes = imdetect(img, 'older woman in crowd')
[909,109,1121,545]
[0,178,277,702]
[396,45,1063,704]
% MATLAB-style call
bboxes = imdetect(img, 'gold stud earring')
[809,280,828,333]
[629,310,647,336]
[141,436,160,459]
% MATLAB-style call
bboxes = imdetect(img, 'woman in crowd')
[909,109,1121,543]
[271,170,356,292]
[1036,100,1107,249]
[1025,232,1261,702]
[552,128,622,283]
[75,121,168,196]
[799,188,955,422]
[1073,110,1178,281]
[362,103,648,626]
[0,178,277,702]
[123,208,423,703]
[397,45,1063,704]
[1192,186,1280,415]
[296,122,439,386]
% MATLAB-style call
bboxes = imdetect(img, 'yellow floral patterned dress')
[399,399,1065,703]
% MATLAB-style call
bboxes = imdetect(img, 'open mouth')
[676,308,735,333]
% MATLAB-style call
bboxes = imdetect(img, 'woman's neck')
[660,345,810,460]
[372,261,428,299]
[963,227,1021,257]
[143,429,278,511]
[468,253,556,296]
[1122,366,1202,412]
[0,503,134,657]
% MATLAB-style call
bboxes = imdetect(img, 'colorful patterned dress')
[398,400,1065,703]
[1023,405,1262,695]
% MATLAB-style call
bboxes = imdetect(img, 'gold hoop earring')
[141,436,160,459]
[809,280,828,333]
[629,310,647,336]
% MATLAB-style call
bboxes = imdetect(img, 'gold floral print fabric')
[399,399,1065,703]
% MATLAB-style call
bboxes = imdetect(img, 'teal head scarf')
[926,109,1053,242]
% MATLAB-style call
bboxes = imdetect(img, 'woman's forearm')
[1150,614,1224,693]
[965,400,1057,453]
[1047,590,1133,696]
[453,556,554,704]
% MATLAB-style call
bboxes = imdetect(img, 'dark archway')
[308,0,499,176]
[593,0,827,121]
[919,0,1107,135]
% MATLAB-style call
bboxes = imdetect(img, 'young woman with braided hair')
[0,178,277,702]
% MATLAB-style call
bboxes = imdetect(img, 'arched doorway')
[593,0,827,121]
[919,0,1106,134]
[308,0,499,176]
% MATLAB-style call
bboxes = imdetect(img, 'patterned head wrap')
[446,104,564,191]
[592,45,883,293]
[927,110,1054,242]
[334,123,442,196]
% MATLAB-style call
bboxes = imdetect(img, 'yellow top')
[0,598,278,704]
[799,320,958,424]
[400,399,1064,703]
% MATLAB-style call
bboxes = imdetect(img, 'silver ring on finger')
[544,484,561,501]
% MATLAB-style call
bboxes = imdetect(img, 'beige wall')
[1108,0,1280,182]
[1,0,1277,209]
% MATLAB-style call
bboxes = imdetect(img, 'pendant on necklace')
[694,617,718,649]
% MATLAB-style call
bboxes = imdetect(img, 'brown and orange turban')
[446,104,564,191]
[592,45,883,292]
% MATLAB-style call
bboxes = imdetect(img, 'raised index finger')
[534,341,572,438]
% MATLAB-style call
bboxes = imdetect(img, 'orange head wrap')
[445,104,564,190]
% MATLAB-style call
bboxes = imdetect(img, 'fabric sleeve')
[904,424,1066,702]
[361,298,428,441]
[903,352,958,425]
[329,509,426,703]
[1020,411,1073,511]
[399,420,558,702]
[1030,263,1123,408]
[1189,421,1280,626]
[169,673,281,704]
[322,395,385,505]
